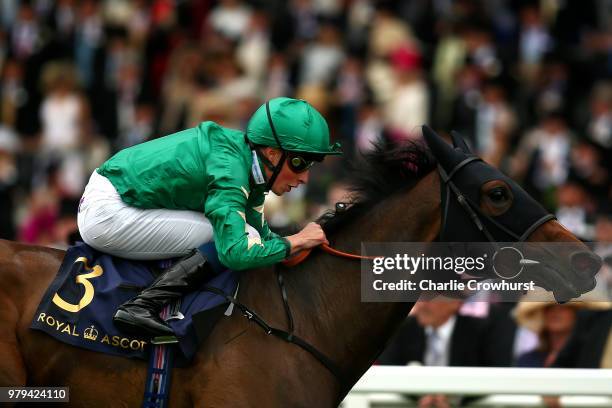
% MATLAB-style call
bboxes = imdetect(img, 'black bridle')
[437,156,556,279]
[438,157,556,246]
[424,125,557,279]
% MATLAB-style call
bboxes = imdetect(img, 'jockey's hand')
[286,222,329,255]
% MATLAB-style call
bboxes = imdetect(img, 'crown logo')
[84,325,99,341]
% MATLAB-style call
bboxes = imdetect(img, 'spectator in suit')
[378,299,513,367]
[377,299,514,408]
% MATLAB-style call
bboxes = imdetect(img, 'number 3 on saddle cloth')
[30,242,238,367]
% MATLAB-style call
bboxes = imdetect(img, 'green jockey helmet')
[246,97,342,156]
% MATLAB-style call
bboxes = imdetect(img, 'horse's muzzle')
[570,251,602,282]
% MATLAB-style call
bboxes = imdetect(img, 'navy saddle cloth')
[30,242,238,366]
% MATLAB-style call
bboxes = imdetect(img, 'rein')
[282,243,376,267]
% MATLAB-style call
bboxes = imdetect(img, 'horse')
[0,127,602,407]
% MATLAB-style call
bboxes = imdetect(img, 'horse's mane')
[319,138,437,235]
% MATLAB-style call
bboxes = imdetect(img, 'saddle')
[30,242,239,366]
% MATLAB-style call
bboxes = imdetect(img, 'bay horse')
[0,127,601,407]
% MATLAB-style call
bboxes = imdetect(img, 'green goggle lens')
[288,155,314,173]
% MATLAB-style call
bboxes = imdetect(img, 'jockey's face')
[261,147,310,195]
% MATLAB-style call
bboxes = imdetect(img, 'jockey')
[77,97,342,337]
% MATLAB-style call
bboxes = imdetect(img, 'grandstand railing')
[342,366,612,407]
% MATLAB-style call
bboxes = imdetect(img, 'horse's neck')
[290,171,441,387]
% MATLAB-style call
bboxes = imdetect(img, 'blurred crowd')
[0,0,611,405]
[0,0,611,249]
[0,0,612,247]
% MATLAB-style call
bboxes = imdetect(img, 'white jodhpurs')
[77,170,257,260]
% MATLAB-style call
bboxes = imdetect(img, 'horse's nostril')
[571,252,603,279]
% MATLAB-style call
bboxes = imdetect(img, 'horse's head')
[422,125,602,301]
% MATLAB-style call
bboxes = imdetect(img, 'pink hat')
[390,45,422,72]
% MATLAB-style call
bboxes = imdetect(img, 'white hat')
[513,288,612,333]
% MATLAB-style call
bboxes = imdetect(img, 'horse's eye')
[488,187,509,203]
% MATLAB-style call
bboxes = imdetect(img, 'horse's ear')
[421,125,466,171]
[450,130,472,154]
[422,125,452,158]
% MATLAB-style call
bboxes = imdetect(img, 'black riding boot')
[113,250,214,337]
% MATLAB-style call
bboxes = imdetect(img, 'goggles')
[287,154,315,173]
